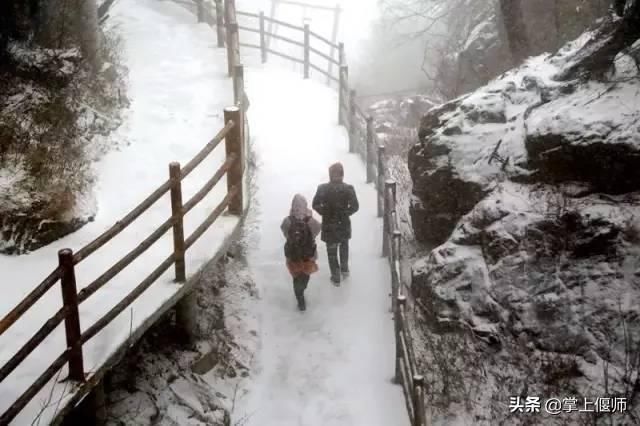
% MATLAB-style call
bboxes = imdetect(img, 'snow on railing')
[0,2,251,422]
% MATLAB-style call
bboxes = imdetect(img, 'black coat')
[312,182,359,243]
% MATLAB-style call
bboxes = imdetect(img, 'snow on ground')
[233,64,409,425]
[0,0,242,424]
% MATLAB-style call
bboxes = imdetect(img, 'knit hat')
[329,162,344,182]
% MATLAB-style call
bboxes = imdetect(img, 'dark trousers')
[293,274,310,300]
[326,240,349,279]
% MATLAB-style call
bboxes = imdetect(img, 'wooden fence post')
[393,229,402,269]
[377,145,385,217]
[366,116,374,183]
[216,0,225,47]
[413,375,427,426]
[226,22,238,77]
[196,0,204,22]
[383,180,395,258]
[259,11,267,63]
[233,64,244,106]
[303,23,310,79]
[224,106,243,214]
[169,162,186,283]
[394,294,407,385]
[326,3,341,85]
[233,64,246,156]
[173,161,196,343]
[348,89,356,153]
[338,65,347,125]
[58,249,85,382]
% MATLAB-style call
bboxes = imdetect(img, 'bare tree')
[498,0,530,65]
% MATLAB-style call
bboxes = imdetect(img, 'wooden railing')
[198,1,427,423]
[0,1,249,423]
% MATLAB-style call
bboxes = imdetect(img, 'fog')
[237,0,434,99]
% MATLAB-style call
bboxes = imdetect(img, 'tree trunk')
[499,0,530,65]
[38,0,100,71]
[77,0,100,72]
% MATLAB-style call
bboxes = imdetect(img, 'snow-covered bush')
[0,25,127,254]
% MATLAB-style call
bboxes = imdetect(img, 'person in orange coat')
[281,194,321,311]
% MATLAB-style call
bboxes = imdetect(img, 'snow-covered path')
[238,65,409,425]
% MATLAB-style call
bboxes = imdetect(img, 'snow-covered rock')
[408,26,640,424]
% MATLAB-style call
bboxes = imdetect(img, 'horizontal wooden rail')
[185,186,239,249]
[76,218,174,304]
[0,307,67,384]
[267,48,304,64]
[266,31,304,48]
[399,335,415,423]
[71,181,172,265]
[236,10,259,18]
[238,24,259,33]
[262,15,304,32]
[0,350,70,425]
[308,28,339,49]
[182,153,237,215]
[80,252,177,345]
[69,121,233,267]
[0,269,61,336]
[309,46,339,65]
[181,120,234,177]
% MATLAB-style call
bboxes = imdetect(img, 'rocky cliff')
[408,27,640,424]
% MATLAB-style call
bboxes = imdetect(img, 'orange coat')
[286,259,319,277]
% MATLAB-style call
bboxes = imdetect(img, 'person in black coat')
[312,162,359,285]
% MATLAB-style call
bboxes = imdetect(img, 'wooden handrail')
[72,180,172,264]
[308,28,339,49]
[261,15,305,32]
[182,153,237,215]
[0,114,243,423]
[0,268,60,336]
[76,218,174,304]
[238,24,259,34]
[309,45,339,66]
[0,307,67,383]
[80,252,176,345]
[265,31,304,48]
[236,10,259,18]
[0,350,70,425]
[180,117,234,177]
[185,185,239,249]
[267,48,304,65]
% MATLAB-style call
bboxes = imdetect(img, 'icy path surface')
[238,65,409,426]
[0,1,238,424]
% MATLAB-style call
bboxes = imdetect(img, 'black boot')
[339,240,349,277]
[294,274,309,311]
[297,295,306,311]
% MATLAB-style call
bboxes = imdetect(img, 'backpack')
[284,216,316,262]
